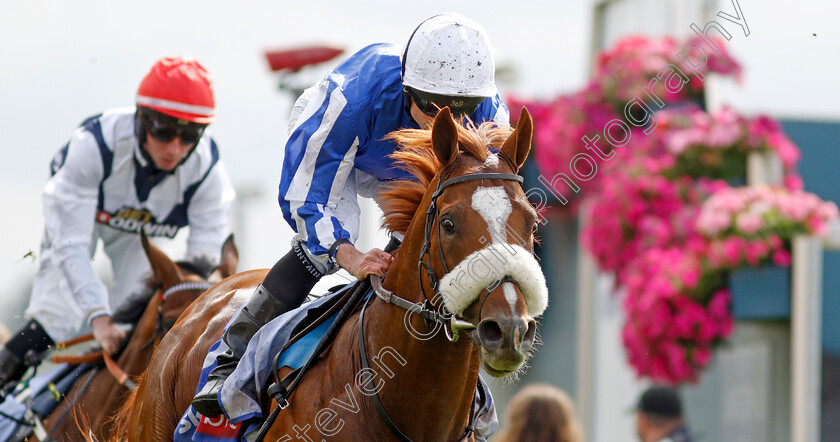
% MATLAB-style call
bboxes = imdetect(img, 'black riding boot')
[191,243,323,417]
[0,320,54,398]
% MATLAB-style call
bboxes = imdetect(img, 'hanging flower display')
[698,186,839,268]
[515,34,837,384]
[510,35,742,214]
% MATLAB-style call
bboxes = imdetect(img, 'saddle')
[266,278,370,402]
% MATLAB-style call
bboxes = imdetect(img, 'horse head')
[383,107,546,377]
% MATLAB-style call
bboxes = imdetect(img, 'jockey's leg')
[0,320,54,398]
[192,242,323,417]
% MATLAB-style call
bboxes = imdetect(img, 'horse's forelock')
[381,121,514,234]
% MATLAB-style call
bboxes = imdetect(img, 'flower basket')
[729,265,792,320]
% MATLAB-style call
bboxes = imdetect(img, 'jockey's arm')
[279,79,377,275]
[45,130,109,321]
[44,128,125,352]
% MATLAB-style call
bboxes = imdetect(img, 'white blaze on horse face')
[502,281,519,317]
[472,186,516,314]
[471,186,511,245]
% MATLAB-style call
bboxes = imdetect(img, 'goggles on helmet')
[140,109,207,146]
[405,87,485,117]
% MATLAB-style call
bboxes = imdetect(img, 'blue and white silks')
[278,43,509,272]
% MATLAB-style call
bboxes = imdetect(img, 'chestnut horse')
[38,233,238,441]
[109,107,546,441]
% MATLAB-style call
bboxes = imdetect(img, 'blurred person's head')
[634,386,686,442]
[496,383,583,442]
[134,56,216,171]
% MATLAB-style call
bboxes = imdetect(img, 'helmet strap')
[134,109,150,155]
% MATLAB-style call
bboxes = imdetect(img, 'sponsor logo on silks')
[194,410,242,440]
[95,207,180,238]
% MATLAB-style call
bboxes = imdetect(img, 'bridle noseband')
[141,280,214,352]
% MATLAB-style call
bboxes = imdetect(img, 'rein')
[358,293,479,442]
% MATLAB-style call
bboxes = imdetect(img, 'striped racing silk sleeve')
[279,79,364,270]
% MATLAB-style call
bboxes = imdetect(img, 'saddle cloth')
[175,286,352,442]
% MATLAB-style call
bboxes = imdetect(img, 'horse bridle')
[377,171,525,341]
[140,281,214,352]
[359,170,524,442]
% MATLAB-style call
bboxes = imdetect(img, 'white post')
[576,206,598,440]
[747,151,784,186]
[791,235,822,442]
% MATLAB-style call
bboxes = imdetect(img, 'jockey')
[0,56,235,396]
[192,12,508,435]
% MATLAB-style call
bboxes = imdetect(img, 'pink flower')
[681,269,701,290]
[772,249,792,267]
[785,175,804,191]
[707,289,731,319]
[736,213,764,235]
[722,237,745,266]
[693,347,712,366]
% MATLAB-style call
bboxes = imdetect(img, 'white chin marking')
[437,244,548,317]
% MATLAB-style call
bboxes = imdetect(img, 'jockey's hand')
[91,315,126,355]
[335,243,393,280]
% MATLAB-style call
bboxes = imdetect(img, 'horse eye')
[441,218,456,234]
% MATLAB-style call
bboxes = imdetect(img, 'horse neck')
[373,197,482,438]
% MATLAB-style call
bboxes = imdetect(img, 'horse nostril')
[478,319,504,350]
[521,319,537,351]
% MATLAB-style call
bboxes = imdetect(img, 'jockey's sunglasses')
[405,87,485,117]
[141,110,207,146]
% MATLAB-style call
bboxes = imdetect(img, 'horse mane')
[381,120,513,234]
[111,256,217,325]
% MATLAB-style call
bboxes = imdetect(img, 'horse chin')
[479,349,528,380]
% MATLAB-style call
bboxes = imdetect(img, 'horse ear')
[140,230,181,288]
[500,107,533,172]
[431,107,459,165]
[217,234,239,278]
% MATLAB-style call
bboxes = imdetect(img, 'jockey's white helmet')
[401,12,497,98]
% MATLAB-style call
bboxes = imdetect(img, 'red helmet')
[136,56,216,124]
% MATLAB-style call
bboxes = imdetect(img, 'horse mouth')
[481,361,516,377]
